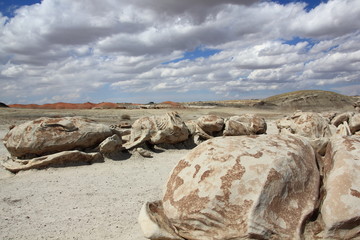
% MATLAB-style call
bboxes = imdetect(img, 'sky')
[0,0,359,104]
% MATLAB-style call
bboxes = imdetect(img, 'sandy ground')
[0,107,286,240]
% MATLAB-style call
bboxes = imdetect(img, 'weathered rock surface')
[321,136,360,239]
[124,112,189,149]
[277,111,332,138]
[354,100,360,113]
[2,150,102,173]
[139,135,320,240]
[3,117,113,159]
[349,113,360,134]
[223,114,267,136]
[277,111,333,155]
[98,134,123,155]
[196,115,224,136]
[331,112,353,127]
[185,120,214,145]
[336,121,352,136]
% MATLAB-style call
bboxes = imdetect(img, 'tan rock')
[277,111,333,155]
[135,148,153,158]
[139,135,320,240]
[354,101,360,113]
[321,136,360,239]
[185,120,213,145]
[124,112,189,149]
[3,117,113,159]
[196,115,224,136]
[1,151,102,173]
[349,113,360,134]
[331,112,353,127]
[98,134,123,155]
[223,114,267,136]
[336,121,352,136]
[277,111,332,139]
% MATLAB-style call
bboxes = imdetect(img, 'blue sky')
[0,0,41,17]
[0,0,359,104]
[275,0,327,11]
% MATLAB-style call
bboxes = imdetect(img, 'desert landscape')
[1,90,360,240]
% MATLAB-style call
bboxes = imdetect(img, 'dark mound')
[263,90,356,110]
[0,102,9,108]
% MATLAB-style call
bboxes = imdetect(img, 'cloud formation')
[0,0,359,103]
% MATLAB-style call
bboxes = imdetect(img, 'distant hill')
[0,102,9,108]
[6,90,357,111]
[262,90,355,109]
[8,101,185,109]
[185,90,356,110]
[8,102,123,109]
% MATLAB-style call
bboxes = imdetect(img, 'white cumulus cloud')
[0,0,359,104]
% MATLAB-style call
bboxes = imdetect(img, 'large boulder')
[277,111,332,138]
[124,112,189,149]
[277,111,333,155]
[185,120,214,146]
[98,134,123,156]
[196,115,224,136]
[321,136,360,239]
[223,114,267,136]
[3,117,113,159]
[349,113,360,134]
[354,100,360,113]
[139,135,320,240]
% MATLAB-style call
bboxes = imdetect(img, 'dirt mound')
[263,90,356,110]
[0,102,9,108]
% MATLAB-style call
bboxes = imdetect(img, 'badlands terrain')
[0,90,358,240]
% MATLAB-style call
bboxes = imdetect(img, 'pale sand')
[0,107,283,240]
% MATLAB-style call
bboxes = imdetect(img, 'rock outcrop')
[277,111,333,155]
[3,117,113,159]
[321,136,360,239]
[2,151,102,173]
[123,112,189,149]
[186,114,267,145]
[331,112,354,127]
[139,135,320,240]
[223,114,267,136]
[349,113,360,134]
[196,115,224,136]
[1,117,116,172]
[354,100,360,113]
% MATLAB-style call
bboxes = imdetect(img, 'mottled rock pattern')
[277,111,332,138]
[277,111,333,155]
[321,136,360,239]
[3,117,113,159]
[196,115,224,136]
[223,114,267,136]
[349,113,360,134]
[140,135,320,240]
[124,112,189,149]
[185,120,214,145]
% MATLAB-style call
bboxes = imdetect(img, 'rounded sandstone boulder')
[139,134,320,240]
[3,117,113,159]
